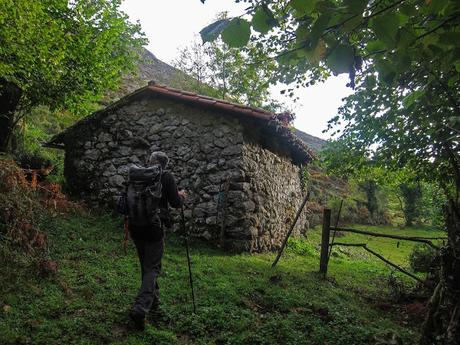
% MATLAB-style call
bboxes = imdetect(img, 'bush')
[409,244,438,273]
[286,238,317,256]
[0,157,83,272]
[0,157,50,273]
[15,151,52,170]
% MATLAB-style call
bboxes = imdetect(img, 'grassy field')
[0,213,445,345]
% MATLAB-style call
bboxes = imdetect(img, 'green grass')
[307,224,445,266]
[0,214,444,345]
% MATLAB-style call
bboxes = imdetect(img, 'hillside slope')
[293,129,327,152]
[0,211,429,345]
[113,48,326,153]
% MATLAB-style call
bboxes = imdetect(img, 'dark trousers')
[131,235,164,316]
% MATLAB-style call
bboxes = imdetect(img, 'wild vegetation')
[1,0,457,344]
[0,0,146,152]
[0,207,443,345]
[201,1,459,342]
[172,26,283,112]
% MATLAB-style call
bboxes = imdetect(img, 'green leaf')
[252,5,277,34]
[402,89,423,108]
[310,15,331,46]
[342,15,363,33]
[427,0,449,14]
[290,0,317,16]
[421,33,439,48]
[296,24,310,44]
[364,75,376,89]
[397,27,416,49]
[326,44,354,74]
[343,0,368,14]
[375,60,396,84]
[394,53,412,71]
[448,116,460,125]
[369,12,400,47]
[439,31,460,48]
[221,18,251,48]
[454,61,460,73]
[400,3,417,16]
[448,74,460,86]
[396,10,409,26]
[366,40,386,53]
[306,39,326,64]
[315,0,337,12]
[199,19,231,43]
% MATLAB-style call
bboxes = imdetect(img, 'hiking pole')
[272,191,311,268]
[181,205,196,313]
[123,216,129,255]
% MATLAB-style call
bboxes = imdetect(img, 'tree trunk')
[0,79,22,153]
[421,199,460,345]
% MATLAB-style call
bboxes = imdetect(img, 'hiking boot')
[129,310,145,331]
[148,303,168,321]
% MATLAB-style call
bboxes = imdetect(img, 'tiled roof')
[46,81,314,164]
[147,81,273,121]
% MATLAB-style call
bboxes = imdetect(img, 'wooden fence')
[319,208,447,284]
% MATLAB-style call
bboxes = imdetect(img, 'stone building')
[47,82,314,252]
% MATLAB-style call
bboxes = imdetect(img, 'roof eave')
[44,82,315,164]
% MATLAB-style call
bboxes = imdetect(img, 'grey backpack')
[125,164,163,227]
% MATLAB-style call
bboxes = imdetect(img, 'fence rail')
[330,226,441,249]
[319,208,447,283]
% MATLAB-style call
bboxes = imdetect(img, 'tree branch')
[416,13,460,42]
[364,0,406,21]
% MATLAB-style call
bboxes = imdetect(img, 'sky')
[120,0,353,139]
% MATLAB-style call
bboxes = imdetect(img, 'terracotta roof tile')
[46,82,314,164]
[148,83,273,121]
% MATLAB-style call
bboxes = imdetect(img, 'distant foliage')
[420,183,446,229]
[400,182,423,226]
[172,35,284,112]
[12,106,78,185]
[321,141,445,228]
[409,245,438,273]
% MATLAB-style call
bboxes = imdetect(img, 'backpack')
[124,164,163,227]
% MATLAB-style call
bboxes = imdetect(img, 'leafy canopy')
[202,2,459,341]
[201,0,460,197]
[173,35,283,112]
[0,0,146,114]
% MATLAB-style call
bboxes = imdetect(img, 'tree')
[173,36,283,111]
[0,0,146,152]
[321,140,429,226]
[201,1,460,343]
[400,181,423,226]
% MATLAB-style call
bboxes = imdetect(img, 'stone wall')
[63,94,307,252]
[232,141,308,252]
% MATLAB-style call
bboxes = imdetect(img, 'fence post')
[319,208,331,275]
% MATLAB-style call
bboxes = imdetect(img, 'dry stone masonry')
[51,88,311,252]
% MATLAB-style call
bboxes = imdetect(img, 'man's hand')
[178,190,187,200]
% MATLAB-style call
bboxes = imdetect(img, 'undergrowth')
[0,157,83,277]
[0,212,443,345]
[1,161,443,344]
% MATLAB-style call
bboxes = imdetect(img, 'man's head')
[149,151,169,169]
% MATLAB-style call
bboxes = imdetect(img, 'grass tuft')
[1,214,443,344]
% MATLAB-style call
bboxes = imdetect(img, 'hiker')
[118,151,186,330]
